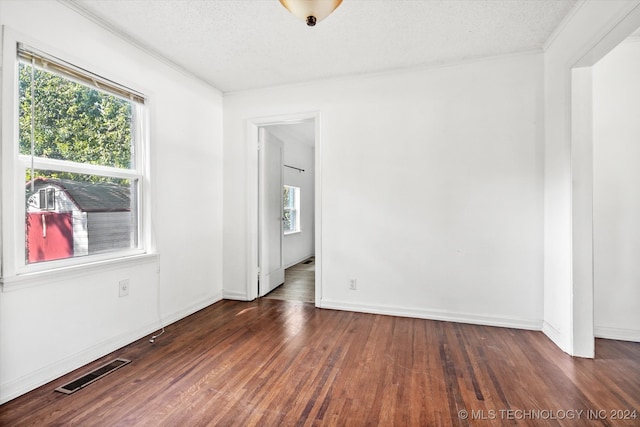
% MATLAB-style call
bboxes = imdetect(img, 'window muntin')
[283,185,300,234]
[17,47,145,266]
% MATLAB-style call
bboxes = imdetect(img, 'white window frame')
[0,31,152,285]
[283,185,301,235]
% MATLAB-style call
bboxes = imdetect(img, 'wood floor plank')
[1,299,639,426]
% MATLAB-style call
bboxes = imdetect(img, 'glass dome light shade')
[279,0,343,26]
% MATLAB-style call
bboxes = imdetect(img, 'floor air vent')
[55,358,131,394]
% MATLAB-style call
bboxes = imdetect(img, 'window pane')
[283,185,300,233]
[283,186,291,209]
[18,62,134,169]
[283,209,292,232]
[25,170,138,264]
[289,210,298,232]
[290,187,296,209]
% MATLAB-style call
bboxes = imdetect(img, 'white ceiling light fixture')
[279,0,343,27]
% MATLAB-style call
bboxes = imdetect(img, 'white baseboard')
[0,292,223,405]
[594,326,640,343]
[157,292,223,327]
[541,320,571,353]
[320,299,542,331]
[222,290,251,300]
[284,253,314,270]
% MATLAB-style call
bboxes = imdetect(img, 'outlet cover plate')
[119,279,129,297]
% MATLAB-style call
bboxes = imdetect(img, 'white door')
[258,129,285,297]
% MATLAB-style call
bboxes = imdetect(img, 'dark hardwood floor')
[1,299,639,426]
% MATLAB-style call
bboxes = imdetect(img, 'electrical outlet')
[119,279,130,297]
[349,279,357,290]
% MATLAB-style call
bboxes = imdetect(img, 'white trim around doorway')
[245,112,322,306]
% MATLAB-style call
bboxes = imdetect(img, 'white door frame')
[245,112,322,305]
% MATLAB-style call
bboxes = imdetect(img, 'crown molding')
[58,0,222,94]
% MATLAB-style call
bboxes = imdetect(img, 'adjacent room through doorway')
[258,118,316,304]
[592,28,640,346]
[264,256,315,303]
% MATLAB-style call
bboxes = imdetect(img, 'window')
[38,188,56,211]
[283,185,300,234]
[15,44,146,267]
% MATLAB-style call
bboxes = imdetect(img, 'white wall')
[543,0,640,356]
[281,137,315,267]
[593,37,640,342]
[224,52,545,329]
[0,0,224,403]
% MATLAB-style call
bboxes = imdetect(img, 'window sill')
[0,253,159,293]
[284,230,301,236]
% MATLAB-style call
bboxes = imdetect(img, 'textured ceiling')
[67,0,578,93]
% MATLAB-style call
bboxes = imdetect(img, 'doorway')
[264,256,315,303]
[570,20,640,356]
[591,31,640,345]
[245,113,321,305]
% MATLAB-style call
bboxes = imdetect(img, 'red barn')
[26,178,134,264]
